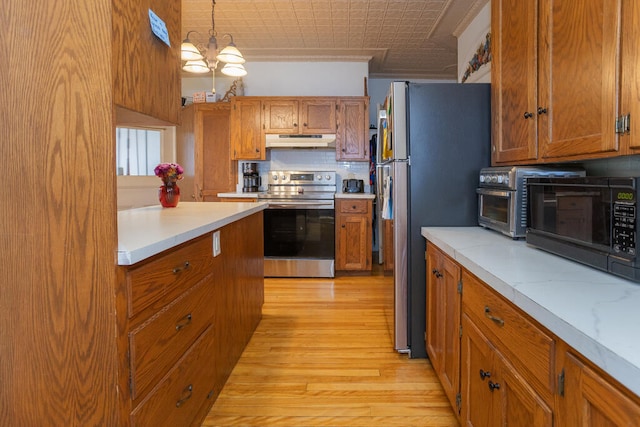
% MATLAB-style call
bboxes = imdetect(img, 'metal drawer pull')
[484,306,505,327]
[488,381,501,392]
[172,261,190,274]
[176,384,193,407]
[479,369,491,380]
[175,313,192,331]
[431,268,442,278]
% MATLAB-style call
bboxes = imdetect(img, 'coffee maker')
[242,162,260,193]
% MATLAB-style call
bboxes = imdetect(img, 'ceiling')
[181,0,489,80]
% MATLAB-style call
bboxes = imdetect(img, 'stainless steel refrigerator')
[376,82,491,358]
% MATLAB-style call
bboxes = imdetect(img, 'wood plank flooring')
[201,266,460,426]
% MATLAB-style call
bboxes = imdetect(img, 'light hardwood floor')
[201,266,460,426]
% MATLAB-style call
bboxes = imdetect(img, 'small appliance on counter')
[477,166,585,239]
[342,179,364,193]
[242,162,261,193]
[527,175,640,283]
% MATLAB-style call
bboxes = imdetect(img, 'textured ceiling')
[181,0,489,79]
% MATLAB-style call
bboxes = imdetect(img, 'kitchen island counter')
[421,226,640,397]
[118,201,267,265]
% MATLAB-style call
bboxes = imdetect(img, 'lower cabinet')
[335,198,372,271]
[426,241,640,426]
[118,213,264,427]
[425,243,461,414]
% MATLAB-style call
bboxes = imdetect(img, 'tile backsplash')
[237,148,372,193]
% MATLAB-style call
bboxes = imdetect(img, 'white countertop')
[421,226,640,397]
[118,202,267,265]
[217,192,261,198]
[335,193,375,199]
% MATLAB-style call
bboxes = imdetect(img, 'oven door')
[263,200,335,278]
[477,188,521,238]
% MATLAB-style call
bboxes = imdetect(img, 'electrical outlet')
[212,230,221,257]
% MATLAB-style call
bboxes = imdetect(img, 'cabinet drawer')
[462,271,555,395]
[339,199,369,214]
[131,325,218,427]
[126,234,213,318]
[129,277,214,400]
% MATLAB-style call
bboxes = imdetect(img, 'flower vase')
[159,183,180,208]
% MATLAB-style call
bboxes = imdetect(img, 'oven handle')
[265,202,335,209]
[476,188,512,199]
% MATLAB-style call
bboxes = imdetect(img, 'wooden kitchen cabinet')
[230,98,264,160]
[425,243,462,414]
[336,97,370,161]
[118,213,264,427]
[621,0,640,153]
[176,103,237,202]
[262,98,337,134]
[491,0,622,165]
[113,0,181,125]
[556,346,640,427]
[336,199,372,271]
[461,314,553,427]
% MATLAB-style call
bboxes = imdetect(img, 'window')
[116,127,164,176]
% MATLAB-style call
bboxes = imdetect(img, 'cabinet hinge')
[616,114,630,134]
[457,280,463,294]
[558,368,565,397]
[459,324,463,338]
[455,393,462,413]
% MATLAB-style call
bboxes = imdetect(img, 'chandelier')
[181,0,247,80]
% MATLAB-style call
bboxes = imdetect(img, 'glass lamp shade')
[220,63,247,77]
[183,60,210,74]
[216,44,246,64]
[181,41,203,61]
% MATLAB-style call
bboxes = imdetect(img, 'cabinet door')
[461,314,499,427]
[263,99,299,134]
[336,98,369,161]
[230,99,264,160]
[537,0,621,160]
[426,244,461,413]
[336,215,368,270]
[621,0,640,152]
[558,351,640,427]
[301,99,336,134]
[113,0,181,124]
[491,0,538,164]
[199,105,235,201]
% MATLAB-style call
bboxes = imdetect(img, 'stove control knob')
[281,175,287,181]
[272,173,278,181]
[504,176,510,185]
[479,175,486,183]
[325,175,332,181]
[497,175,504,184]
[317,175,322,181]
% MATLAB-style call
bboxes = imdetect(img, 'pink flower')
[154,162,184,184]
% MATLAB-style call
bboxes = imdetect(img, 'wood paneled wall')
[0,0,119,425]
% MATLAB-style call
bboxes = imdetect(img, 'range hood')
[265,134,336,149]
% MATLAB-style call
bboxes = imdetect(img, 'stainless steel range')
[259,171,336,278]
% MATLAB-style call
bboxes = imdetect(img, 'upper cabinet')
[262,98,337,134]
[492,0,623,165]
[336,97,370,161]
[621,0,640,153]
[230,98,264,160]
[112,0,181,125]
[230,96,369,161]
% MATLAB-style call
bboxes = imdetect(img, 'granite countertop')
[421,226,640,397]
[118,202,267,265]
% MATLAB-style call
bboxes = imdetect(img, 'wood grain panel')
[1,0,119,425]
[112,0,181,124]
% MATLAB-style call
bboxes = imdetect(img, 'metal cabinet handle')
[431,268,443,278]
[479,369,491,380]
[175,313,192,331]
[523,112,534,119]
[175,384,193,407]
[172,261,191,274]
[537,107,548,115]
[484,306,505,327]
[488,381,501,392]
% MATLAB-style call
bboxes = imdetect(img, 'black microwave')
[526,176,640,283]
